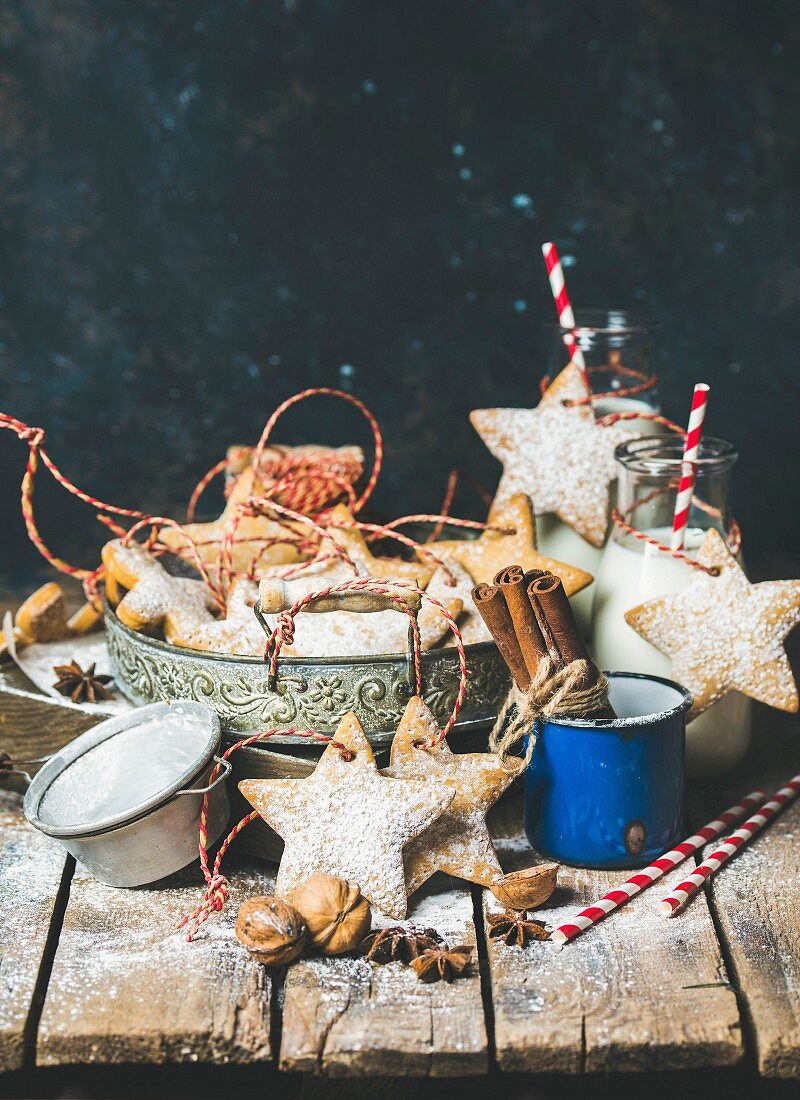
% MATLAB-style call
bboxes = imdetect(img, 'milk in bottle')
[591,436,751,776]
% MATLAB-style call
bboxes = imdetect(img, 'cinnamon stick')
[493,565,549,681]
[526,571,617,719]
[471,583,530,690]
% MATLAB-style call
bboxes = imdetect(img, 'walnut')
[235,896,307,967]
[287,873,372,956]
[489,863,559,910]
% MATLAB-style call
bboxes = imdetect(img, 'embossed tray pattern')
[104,603,510,746]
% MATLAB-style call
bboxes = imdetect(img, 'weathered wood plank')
[693,705,800,1079]
[0,791,69,1071]
[0,675,109,764]
[484,794,742,1074]
[280,879,487,1077]
[38,858,278,1066]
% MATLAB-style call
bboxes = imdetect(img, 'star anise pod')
[486,909,548,947]
[362,925,443,964]
[52,660,114,704]
[409,944,474,983]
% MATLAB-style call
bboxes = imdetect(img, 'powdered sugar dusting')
[431,494,593,596]
[239,717,454,918]
[382,697,512,894]
[0,793,67,1043]
[470,364,637,547]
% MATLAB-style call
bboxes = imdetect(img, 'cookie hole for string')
[329,741,355,761]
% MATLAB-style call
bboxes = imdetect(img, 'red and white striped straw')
[541,242,590,390]
[550,787,766,945]
[660,774,800,916]
[670,382,710,551]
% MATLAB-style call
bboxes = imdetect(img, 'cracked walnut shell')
[235,896,307,967]
[489,863,559,910]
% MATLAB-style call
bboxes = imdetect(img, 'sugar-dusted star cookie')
[381,696,515,894]
[102,539,218,642]
[427,493,592,596]
[239,712,454,918]
[159,465,309,575]
[625,529,800,715]
[470,364,638,546]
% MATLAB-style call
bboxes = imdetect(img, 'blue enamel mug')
[524,672,692,868]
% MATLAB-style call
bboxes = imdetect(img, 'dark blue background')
[1,0,797,580]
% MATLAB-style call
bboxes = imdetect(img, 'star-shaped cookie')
[470,364,637,546]
[159,465,309,575]
[102,539,218,642]
[427,493,592,596]
[239,712,454,918]
[323,504,434,588]
[625,529,800,714]
[381,697,515,894]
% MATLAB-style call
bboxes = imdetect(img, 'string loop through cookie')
[610,505,741,576]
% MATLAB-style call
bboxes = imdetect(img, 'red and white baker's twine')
[542,241,590,391]
[550,787,767,945]
[671,383,710,552]
[1,388,512,615]
[540,364,660,409]
[660,775,800,916]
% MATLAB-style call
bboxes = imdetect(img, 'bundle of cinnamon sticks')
[472,565,616,720]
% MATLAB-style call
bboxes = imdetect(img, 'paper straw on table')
[670,382,710,552]
[541,241,590,390]
[660,774,800,916]
[550,787,766,945]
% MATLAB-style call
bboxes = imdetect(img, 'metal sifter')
[23,700,230,887]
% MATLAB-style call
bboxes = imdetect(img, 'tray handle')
[258,578,422,616]
[253,576,422,695]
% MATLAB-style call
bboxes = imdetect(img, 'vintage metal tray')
[104,601,510,747]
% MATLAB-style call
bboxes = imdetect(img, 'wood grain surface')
[38,858,278,1066]
[0,792,68,1071]
[484,794,743,1074]
[279,879,487,1077]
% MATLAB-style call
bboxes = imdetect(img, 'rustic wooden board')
[279,879,487,1077]
[693,705,800,1079]
[0,791,69,1071]
[484,794,743,1074]
[38,857,278,1066]
[0,674,109,765]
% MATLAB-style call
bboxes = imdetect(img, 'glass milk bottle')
[537,310,661,635]
[591,436,751,776]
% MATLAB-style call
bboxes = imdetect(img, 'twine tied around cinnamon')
[490,657,612,773]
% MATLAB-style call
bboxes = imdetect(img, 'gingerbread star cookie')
[239,712,454,918]
[625,528,800,714]
[427,493,592,596]
[323,504,434,588]
[102,539,218,643]
[381,696,515,894]
[171,577,265,656]
[158,465,309,575]
[470,364,637,546]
